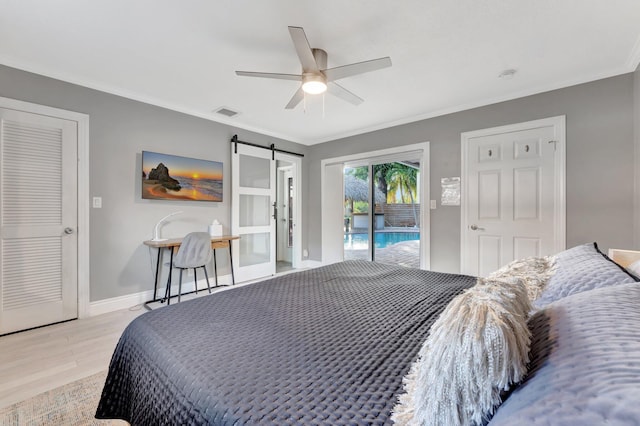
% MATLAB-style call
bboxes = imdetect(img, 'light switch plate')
[92,197,102,208]
[430,200,437,209]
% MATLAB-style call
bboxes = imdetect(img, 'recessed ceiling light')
[498,69,517,80]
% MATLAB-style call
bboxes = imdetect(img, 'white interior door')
[0,108,78,335]
[232,143,276,281]
[461,116,565,276]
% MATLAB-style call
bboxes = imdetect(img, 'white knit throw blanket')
[392,279,532,426]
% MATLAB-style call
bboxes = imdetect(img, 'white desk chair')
[168,232,213,303]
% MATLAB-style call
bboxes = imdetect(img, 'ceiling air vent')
[214,107,239,118]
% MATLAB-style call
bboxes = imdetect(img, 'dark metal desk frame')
[143,235,239,309]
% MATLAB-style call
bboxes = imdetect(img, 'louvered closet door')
[0,108,78,335]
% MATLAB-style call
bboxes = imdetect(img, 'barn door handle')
[470,224,484,231]
[272,202,277,220]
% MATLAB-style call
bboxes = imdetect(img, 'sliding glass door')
[343,166,370,261]
[343,156,421,267]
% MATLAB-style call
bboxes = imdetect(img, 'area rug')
[0,370,126,425]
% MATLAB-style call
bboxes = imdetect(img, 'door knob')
[470,224,484,231]
[64,227,75,234]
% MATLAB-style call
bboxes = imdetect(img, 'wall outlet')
[303,249,309,258]
[430,200,437,210]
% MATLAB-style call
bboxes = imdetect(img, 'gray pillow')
[533,242,636,309]
[489,282,640,425]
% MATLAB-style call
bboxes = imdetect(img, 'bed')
[96,243,640,425]
[96,261,476,424]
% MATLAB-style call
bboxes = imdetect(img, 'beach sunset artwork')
[142,151,223,202]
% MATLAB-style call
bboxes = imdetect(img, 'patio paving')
[344,240,420,268]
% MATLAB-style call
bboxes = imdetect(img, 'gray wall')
[0,64,308,301]
[635,64,640,247]
[308,74,636,273]
[1,63,636,300]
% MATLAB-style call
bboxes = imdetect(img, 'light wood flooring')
[0,306,144,409]
[0,271,302,410]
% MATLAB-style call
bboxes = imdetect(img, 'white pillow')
[392,279,532,426]
[487,256,556,302]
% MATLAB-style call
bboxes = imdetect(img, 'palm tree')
[385,163,417,203]
[384,163,418,225]
[347,163,418,203]
[347,163,419,226]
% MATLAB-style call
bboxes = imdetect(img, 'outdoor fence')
[381,203,420,227]
[346,203,420,231]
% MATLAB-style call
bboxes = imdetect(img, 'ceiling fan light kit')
[235,26,392,109]
[302,73,327,94]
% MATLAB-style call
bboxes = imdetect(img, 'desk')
[144,235,240,308]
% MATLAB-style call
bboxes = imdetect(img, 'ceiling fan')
[235,26,392,109]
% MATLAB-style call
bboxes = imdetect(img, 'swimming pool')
[344,232,420,250]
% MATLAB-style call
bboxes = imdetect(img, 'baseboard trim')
[89,289,153,317]
[88,264,326,317]
[89,273,235,316]
[299,260,323,268]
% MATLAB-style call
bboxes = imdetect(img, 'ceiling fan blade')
[235,71,302,81]
[285,87,305,109]
[328,82,364,106]
[323,57,392,81]
[288,26,319,73]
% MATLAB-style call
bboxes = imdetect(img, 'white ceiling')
[1,1,639,145]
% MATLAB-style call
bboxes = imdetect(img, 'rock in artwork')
[142,151,223,202]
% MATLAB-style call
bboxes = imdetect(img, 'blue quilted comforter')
[96,260,475,425]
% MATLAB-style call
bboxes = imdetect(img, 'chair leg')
[166,267,172,305]
[213,250,219,287]
[178,269,183,303]
[203,266,212,293]
[193,268,199,295]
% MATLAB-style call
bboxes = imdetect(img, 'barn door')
[231,143,276,282]
[0,107,78,335]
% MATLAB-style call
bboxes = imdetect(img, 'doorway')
[321,142,430,269]
[460,116,566,276]
[231,141,302,282]
[276,162,294,273]
[343,158,421,268]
